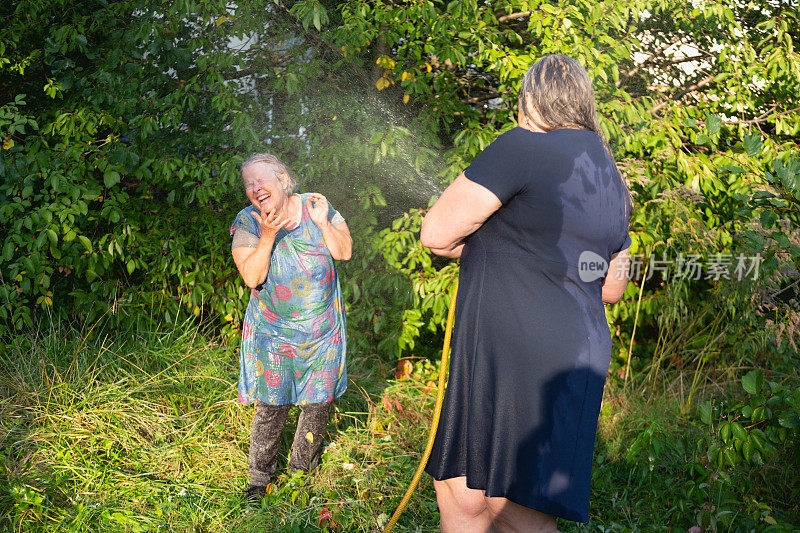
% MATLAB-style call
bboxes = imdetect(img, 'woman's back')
[463,127,629,276]
[426,125,630,523]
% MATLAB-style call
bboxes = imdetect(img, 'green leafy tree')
[2,0,798,364]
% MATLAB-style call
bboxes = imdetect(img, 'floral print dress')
[230,193,347,406]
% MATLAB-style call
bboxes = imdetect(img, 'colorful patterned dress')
[230,193,347,406]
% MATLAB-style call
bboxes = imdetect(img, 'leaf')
[698,400,712,425]
[719,421,731,442]
[759,210,777,230]
[376,77,390,91]
[773,159,798,190]
[750,429,768,454]
[778,411,800,428]
[743,134,763,157]
[395,359,413,380]
[312,2,328,30]
[2,242,13,261]
[789,389,800,411]
[730,422,747,441]
[720,164,746,174]
[103,169,121,188]
[742,437,754,462]
[78,235,92,252]
[742,369,763,395]
[705,114,721,135]
[723,445,740,467]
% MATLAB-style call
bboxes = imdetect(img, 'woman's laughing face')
[243,162,288,213]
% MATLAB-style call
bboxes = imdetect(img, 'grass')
[1,318,798,532]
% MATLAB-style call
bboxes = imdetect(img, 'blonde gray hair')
[519,54,631,211]
[240,153,297,195]
[518,55,604,139]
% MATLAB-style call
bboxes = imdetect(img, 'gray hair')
[519,54,631,212]
[518,54,604,138]
[240,152,297,195]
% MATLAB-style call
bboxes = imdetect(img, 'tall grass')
[1,318,797,532]
[1,318,248,531]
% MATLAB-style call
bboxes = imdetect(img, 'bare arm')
[231,208,289,288]
[421,173,502,257]
[306,193,353,260]
[317,220,353,260]
[602,248,631,304]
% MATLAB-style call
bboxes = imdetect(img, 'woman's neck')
[281,194,302,229]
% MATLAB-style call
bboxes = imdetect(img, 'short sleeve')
[613,232,632,255]
[327,202,344,225]
[232,229,259,249]
[230,208,260,250]
[463,128,533,204]
[612,186,632,254]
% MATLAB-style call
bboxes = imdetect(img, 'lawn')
[1,320,797,532]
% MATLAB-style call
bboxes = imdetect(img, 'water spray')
[383,279,459,533]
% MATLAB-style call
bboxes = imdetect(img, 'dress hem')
[238,385,348,407]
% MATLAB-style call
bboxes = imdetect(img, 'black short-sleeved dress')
[425,127,631,523]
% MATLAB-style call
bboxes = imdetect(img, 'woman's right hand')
[233,207,287,289]
[252,206,288,240]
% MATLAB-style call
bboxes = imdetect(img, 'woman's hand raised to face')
[252,205,289,240]
[306,193,330,227]
[305,193,353,261]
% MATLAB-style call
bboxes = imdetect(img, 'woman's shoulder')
[521,127,607,156]
[234,205,257,220]
[230,205,258,236]
[513,126,597,140]
[477,127,540,160]
[488,126,593,151]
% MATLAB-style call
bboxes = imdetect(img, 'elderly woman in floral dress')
[229,153,352,499]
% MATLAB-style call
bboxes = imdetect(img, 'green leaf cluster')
[698,371,800,470]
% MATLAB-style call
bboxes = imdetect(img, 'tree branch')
[649,73,715,114]
[497,11,531,23]
[616,34,683,88]
[271,0,374,87]
[655,53,714,66]
[724,105,800,125]
[466,93,503,104]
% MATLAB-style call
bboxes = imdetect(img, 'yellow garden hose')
[384,279,459,533]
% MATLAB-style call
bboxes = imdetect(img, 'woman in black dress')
[421,55,631,531]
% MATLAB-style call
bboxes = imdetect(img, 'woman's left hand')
[305,192,353,261]
[306,193,330,227]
